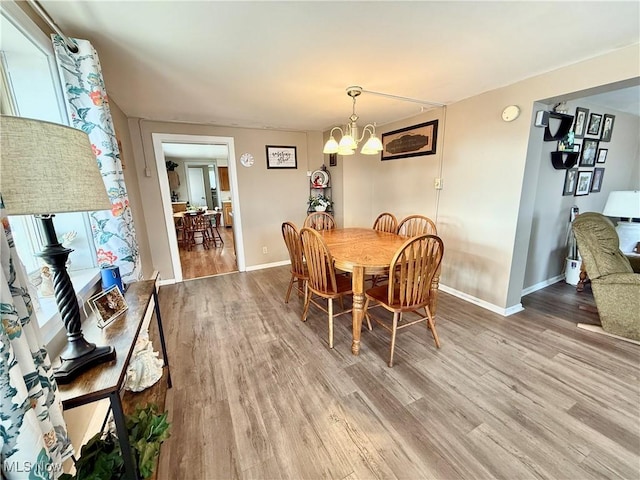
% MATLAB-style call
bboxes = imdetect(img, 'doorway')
[151,133,245,283]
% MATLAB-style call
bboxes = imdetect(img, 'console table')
[58,274,172,480]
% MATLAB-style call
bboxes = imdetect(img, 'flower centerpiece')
[308,194,332,212]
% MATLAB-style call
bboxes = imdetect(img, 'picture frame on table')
[266,145,297,169]
[89,285,128,328]
[596,148,608,164]
[575,170,593,196]
[381,120,438,161]
[562,168,578,196]
[600,114,615,142]
[579,138,599,166]
[573,107,589,139]
[586,113,602,137]
[591,167,605,193]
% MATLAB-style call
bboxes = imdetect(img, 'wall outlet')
[434,177,443,190]
[306,170,312,177]
[262,246,268,254]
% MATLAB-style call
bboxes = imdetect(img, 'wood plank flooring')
[179,227,237,280]
[155,268,639,479]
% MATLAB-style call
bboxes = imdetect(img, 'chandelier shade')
[323,86,384,156]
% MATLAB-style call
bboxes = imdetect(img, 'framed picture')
[573,107,589,139]
[381,120,438,161]
[266,145,297,169]
[586,113,602,137]
[579,138,599,166]
[600,114,615,142]
[591,167,605,193]
[573,142,581,153]
[562,168,578,196]
[329,152,337,167]
[596,148,608,164]
[89,285,128,328]
[575,170,593,196]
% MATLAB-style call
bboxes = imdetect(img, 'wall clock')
[240,153,254,167]
[501,105,521,122]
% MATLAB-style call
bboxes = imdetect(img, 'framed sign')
[381,120,438,161]
[266,145,297,169]
[89,285,128,328]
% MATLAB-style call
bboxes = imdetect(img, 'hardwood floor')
[179,227,237,280]
[155,267,639,479]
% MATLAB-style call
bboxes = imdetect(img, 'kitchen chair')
[304,211,336,231]
[373,212,398,233]
[281,222,308,304]
[185,212,213,250]
[300,227,361,348]
[397,214,437,237]
[364,234,444,367]
[209,211,224,247]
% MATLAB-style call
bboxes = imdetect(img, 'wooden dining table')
[320,228,407,355]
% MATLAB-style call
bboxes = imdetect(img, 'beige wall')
[524,99,640,289]
[127,119,324,280]
[336,45,639,313]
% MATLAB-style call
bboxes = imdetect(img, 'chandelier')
[323,86,384,156]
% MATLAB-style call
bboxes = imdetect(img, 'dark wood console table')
[58,274,172,480]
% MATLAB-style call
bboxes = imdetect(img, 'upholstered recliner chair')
[572,212,640,340]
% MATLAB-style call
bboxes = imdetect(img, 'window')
[1,5,100,331]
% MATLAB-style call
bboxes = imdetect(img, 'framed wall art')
[586,113,602,137]
[600,114,615,142]
[266,145,297,169]
[89,285,128,328]
[579,138,599,166]
[575,170,593,196]
[381,120,438,161]
[573,107,589,139]
[562,168,578,196]
[596,148,608,164]
[591,167,605,193]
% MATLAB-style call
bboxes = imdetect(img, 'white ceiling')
[40,1,640,131]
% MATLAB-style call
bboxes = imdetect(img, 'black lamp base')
[54,345,116,384]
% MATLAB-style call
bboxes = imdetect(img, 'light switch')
[434,178,443,190]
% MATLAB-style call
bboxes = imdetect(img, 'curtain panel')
[52,36,141,284]
[0,202,73,479]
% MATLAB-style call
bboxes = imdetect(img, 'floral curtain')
[0,201,73,479]
[52,36,141,284]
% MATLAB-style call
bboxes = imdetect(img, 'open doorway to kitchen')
[152,133,245,282]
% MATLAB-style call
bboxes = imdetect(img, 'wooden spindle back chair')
[373,212,398,233]
[281,222,308,304]
[304,211,336,231]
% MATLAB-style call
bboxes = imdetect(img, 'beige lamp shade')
[0,115,111,215]
[602,191,640,219]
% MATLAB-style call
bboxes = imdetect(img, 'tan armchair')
[572,212,640,340]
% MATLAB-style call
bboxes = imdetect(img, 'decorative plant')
[61,403,171,480]
[308,194,332,210]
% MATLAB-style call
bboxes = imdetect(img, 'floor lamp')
[602,190,640,254]
[0,115,116,383]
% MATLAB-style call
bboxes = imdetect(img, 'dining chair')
[373,212,398,233]
[303,211,336,231]
[185,211,213,250]
[396,215,440,316]
[397,214,437,237]
[364,234,444,367]
[209,211,224,247]
[281,222,308,304]
[300,227,362,348]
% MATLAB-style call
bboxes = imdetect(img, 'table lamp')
[0,115,116,383]
[602,190,640,253]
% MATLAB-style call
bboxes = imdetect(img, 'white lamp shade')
[602,191,640,219]
[323,136,339,154]
[0,116,111,215]
[360,134,383,155]
[338,134,357,151]
[337,146,355,156]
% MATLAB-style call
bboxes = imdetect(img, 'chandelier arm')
[329,126,344,138]
[357,124,377,143]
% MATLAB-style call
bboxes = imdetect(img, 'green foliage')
[61,403,170,480]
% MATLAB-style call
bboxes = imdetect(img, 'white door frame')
[151,133,245,282]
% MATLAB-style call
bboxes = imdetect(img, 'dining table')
[320,227,407,355]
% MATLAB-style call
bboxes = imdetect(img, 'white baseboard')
[521,274,565,296]
[245,260,291,272]
[439,284,523,317]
